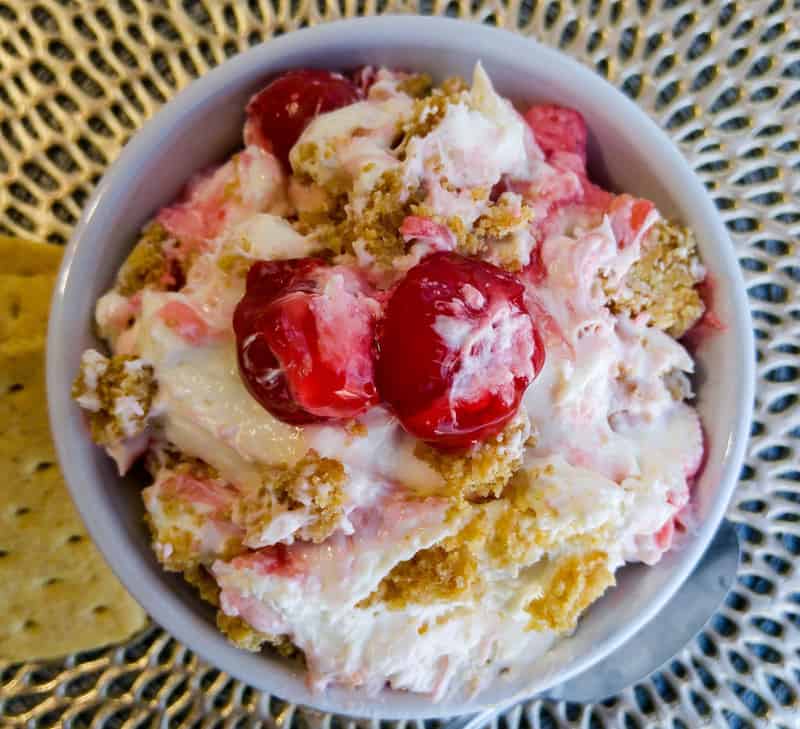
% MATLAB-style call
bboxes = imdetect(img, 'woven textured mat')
[1,1,799,727]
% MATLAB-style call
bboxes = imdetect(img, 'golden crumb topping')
[293,75,540,273]
[71,350,156,445]
[475,195,535,242]
[426,194,537,273]
[216,252,254,279]
[524,551,615,633]
[608,220,705,337]
[117,222,170,296]
[216,612,270,652]
[302,168,427,265]
[143,516,196,572]
[145,513,242,573]
[485,466,615,568]
[143,456,242,572]
[358,538,479,610]
[359,490,614,626]
[415,410,531,502]
[398,77,469,145]
[347,170,426,264]
[217,612,302,658]
[396,73,434,99]
[235,450,347,545]
[173,455,220,480]
[183,565,220,607]
[484,503,544,568]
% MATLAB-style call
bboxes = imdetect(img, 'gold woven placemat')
[1,1,799,727]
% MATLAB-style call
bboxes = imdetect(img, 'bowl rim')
[47,15,755,719]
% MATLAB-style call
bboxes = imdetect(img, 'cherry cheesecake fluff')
[73,64,710,699]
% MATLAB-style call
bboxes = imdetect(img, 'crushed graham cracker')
[217,612,302,659]
[397,73,434,99]
[304,168,427,265]
[72,350,156,445]
[398,77,469,147]
[117,221,170,296]
[441,193,537,271]
[524,551,615,633]
[216,612,270,652]
[234,450,347,545]
[145,512,242,572]
[143,455,242,572]
[415,409,531,502]
[608,219,705,337]
[484,465,617,568]
[358,538,479,610]
[294,74,540,273]
[183,565,221,607]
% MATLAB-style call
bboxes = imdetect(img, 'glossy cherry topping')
[245,70,362,169]
[376,252,545,450]
[233,258,380,424]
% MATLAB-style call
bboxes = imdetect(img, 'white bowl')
[47,16,754,719]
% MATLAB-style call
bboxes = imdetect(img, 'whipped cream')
[75,64,706,701]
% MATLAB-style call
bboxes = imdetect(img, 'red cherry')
[245,70,362,169]
[376,252,545,450]
[233,258,380,424]
[524,104,588,164]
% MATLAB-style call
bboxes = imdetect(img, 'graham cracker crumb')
[485,466,612,568]
[358,538,479,610]
[217,612,302,659]
[307,168,426,265]
[443,194,537,272]
[292,140,351,198]
[146,513,242,572]
[474,195,535,243]
[117,222,170,296]
[72,350,156,445]
[183,565,220,607]
[294,75,489,270]
[348,169,422,263]
[235,450,347,545]
[399,77,469,146]
[397,73,434,99]
[144,455,242,572]
[345,420,368,439]
[216,252,253,278]
[216,612,270,652]
[485,504,542,567]
[525,551,615,633]
[415,410,530,502]
[146,518,197,572]
[608,219,705,337]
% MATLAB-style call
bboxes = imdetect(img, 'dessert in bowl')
[48,17,753,718]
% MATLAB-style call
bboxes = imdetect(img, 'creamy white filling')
[223,213,319,261]
[305,408,443,496]
[136,293,305,484]
[89,62,707,700]
[290,94,414,210]
[213,488,561,697]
